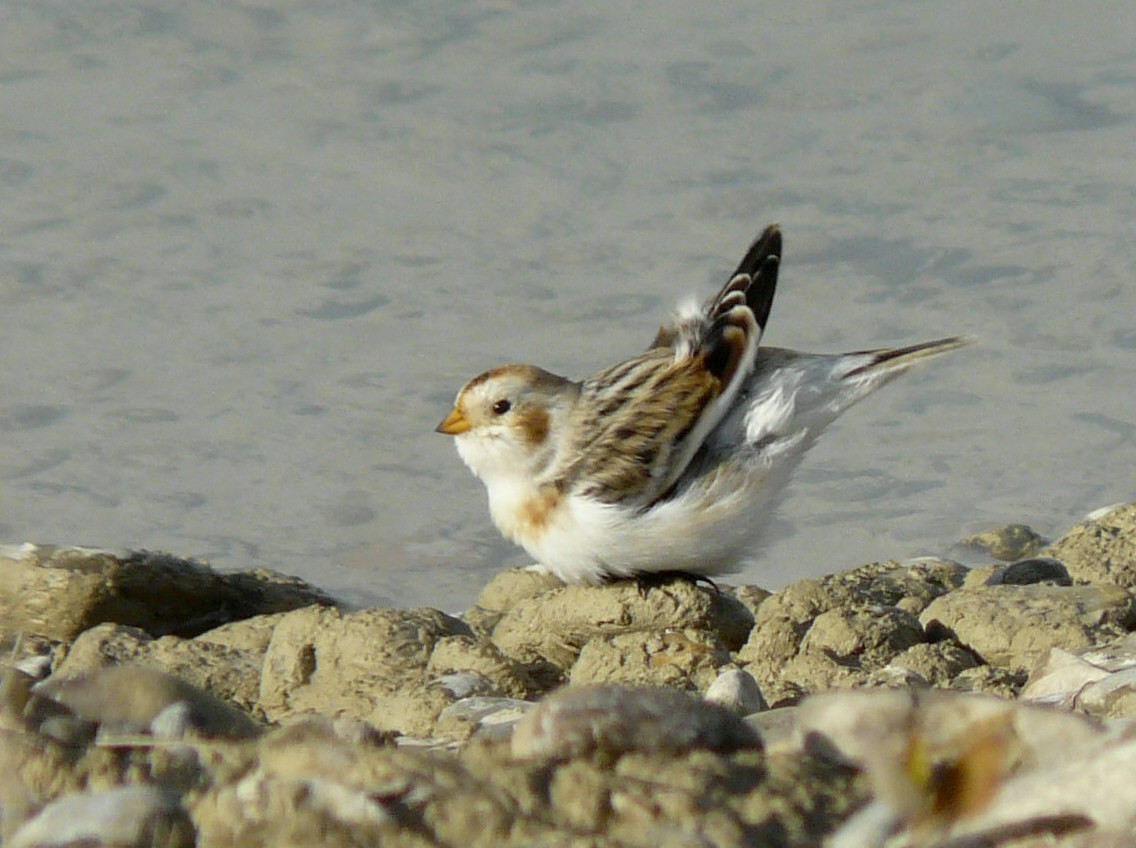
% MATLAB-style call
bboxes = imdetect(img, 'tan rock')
[426,635,539,700]
[919,584,1136,671]
[569,628,730,691]
[258,605,471,737]
[491,578,752,676]
[1044,503,1136,587]
[0,544,333,641]
[54,623,263,713]
[37,665,262,739]
[961,524,1046,561]
[738,561,966,704]
[884,640,979,687]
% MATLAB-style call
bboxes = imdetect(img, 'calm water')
[2,2,1134,610]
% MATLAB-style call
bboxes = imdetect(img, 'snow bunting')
[437,225,966,584]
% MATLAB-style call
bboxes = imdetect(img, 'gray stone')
[704,668,767,716]
[8,786,194,848]
[511,684,763,760]
[36,665,262,739]
[986,556,1071,586]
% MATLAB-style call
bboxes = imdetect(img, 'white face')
[438,365,575,484]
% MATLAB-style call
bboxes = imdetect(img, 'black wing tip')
[732,223,782,280]
[725,222,781,332]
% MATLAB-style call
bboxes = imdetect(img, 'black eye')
[491,399,512,415]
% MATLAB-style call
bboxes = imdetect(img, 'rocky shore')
[3,505,1136,847]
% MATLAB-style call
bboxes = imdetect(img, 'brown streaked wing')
[550,348,719,505]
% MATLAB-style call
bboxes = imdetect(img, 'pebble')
[8,786,194,848]
[511,684,762,760]
[703,668,767,716]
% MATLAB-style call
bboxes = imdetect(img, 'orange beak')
[436,406,471,435]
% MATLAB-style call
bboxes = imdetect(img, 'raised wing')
[549,228,780,507]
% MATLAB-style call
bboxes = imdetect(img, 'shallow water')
[2,2,1134,610]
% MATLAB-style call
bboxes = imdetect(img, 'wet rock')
[491,578,752,678]
[258,605,471,736]
[8,785,195,848]
[1044,502,1136,587]
[962,524,1046,561]
[986,555,1072,586]
[0,544,333,641]
[37,665,262,739]
[919,584,1136,671]
[511,684,762,760]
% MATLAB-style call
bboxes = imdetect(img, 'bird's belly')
[519,480,773,585]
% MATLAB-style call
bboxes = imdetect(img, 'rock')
[491,578,753,678]
[1073,668,1136,719]
[1024,634,1136,719]
[947,665,1028,699]
[919,584,1136,671]
[704,668,767,715]
[985,556,1072,586]
[1021,647,1113,708]
[511,684,762,760]
[55,623,263,713]
[258,605,472,736]
[8,785,194,848]
[36,665,262,739]
[0,544,333,641]
[426,634,540,700]
[434,696,535,742]
[800,606,924,668]
[432,671,500,699]
[791,688,1101,773]
[1044,502,1136,587]
[961,524,1046,561]
[465,563,563,618]
[738,559,966,705]
[569,628,731,692]
[884,641,980,687]
[194,611,292,655]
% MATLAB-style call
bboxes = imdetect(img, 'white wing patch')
[743,383,797,448]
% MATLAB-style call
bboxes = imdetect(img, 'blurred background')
[2,1,1133,610]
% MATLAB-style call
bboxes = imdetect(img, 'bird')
[436,224,966,585]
